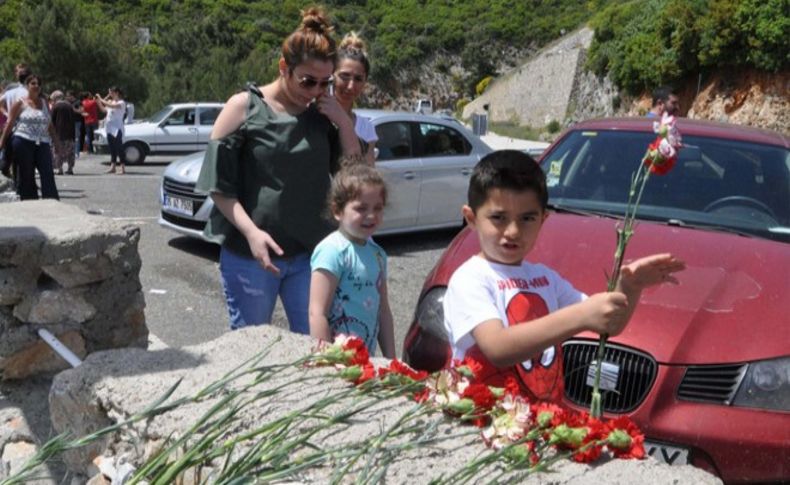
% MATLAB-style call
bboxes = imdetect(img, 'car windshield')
[541,129,790,243]
[147,105,174,124]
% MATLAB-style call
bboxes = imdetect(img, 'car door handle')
[188,127,198,132]
[461,168,472,176]
[403,171,416,180]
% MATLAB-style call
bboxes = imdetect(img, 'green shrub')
[546,120,561,133]
[588,0,789,95]
[475,76,493,96]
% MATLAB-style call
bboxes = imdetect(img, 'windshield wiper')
[664,218,757,238]
[547,203,619,219]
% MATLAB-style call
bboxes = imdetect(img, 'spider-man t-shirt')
[443,255,586,403]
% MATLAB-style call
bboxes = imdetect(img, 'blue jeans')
[107,132,125,164]
[219,247,311,334]
[12,136,59,200]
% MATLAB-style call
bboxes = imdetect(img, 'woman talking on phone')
[196,6,362,334]
[334,32,377,164]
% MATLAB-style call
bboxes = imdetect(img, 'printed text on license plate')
[165,195,193,216]
[645,440,689,465]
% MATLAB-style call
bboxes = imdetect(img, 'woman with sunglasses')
[0,75,59,200]
[335,32,377,164]
[196,6,362,334]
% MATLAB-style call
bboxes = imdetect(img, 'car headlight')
[732,356,790,411]
[414,286,448,340]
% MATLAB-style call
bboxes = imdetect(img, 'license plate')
[645,440,690,465]
[164,195,194,216]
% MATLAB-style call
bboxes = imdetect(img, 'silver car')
[94,102,224,164]
[159,110,493,241]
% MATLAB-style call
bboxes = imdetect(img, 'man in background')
[647,86,680,118]
[50,91,77,175]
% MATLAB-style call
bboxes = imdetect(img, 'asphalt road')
[55,153,460,356]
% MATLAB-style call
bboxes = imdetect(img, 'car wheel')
[123,142,147,165]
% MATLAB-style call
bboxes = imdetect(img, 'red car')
[403,118,789,483]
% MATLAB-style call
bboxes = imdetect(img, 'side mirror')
[159,119,169,128]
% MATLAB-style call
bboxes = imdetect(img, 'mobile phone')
[327,83,334,97]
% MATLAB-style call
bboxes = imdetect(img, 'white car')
[159,110,494,240]
[94,102,224,164]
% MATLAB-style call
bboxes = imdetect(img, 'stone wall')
[463,27,594,127]
[0,200,148,379]
[48,326,722,484]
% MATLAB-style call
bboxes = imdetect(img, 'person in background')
[50,90,77,175]
[0,64,31,116]
[95,87,127,174]
[66,91,85,158]
[647,86,679,118]
[196,6,363,334]
[309,163,395,357]
[0,75,59,200]
[334,32,377,164]
[0,81,8,177]
[81,91,99,154]
[0,64,32,179]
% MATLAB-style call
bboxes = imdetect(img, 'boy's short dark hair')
[467,150,548,212]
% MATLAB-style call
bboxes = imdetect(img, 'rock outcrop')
[463,28,594,128]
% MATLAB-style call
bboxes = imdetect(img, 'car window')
[542,130,790,241]
[148,106,172,124]
[199,107,221,126]
[419,123,471,157]
[375,122,414,161]
[165,108,196,126]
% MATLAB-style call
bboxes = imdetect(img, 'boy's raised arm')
[471,292,629,367]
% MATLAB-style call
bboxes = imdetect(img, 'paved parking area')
[54,153,459,355]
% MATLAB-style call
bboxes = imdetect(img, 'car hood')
[432,213,789,365]
[163,151,206,183]
[122,122,159,136]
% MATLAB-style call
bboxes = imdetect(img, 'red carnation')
[605,416,646,459]
[534,402,566,428]
[379,359,429,381]
[462,383,498,411]
[342,338,370,366]
[504,376,521,397]
[572,417,606,463]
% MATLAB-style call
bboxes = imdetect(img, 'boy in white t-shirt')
[443,150,685,403]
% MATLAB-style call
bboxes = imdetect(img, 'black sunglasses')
[296,75,333,90]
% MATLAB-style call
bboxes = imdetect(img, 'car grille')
[163,177,206,202]
[562,339,657,413]
[677,364,747,405]
[161,211,207,231]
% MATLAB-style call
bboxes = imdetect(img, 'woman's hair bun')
[300,7,333,35]
[339,32,366,52]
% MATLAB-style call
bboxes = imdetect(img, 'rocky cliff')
[367,26,788,136]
